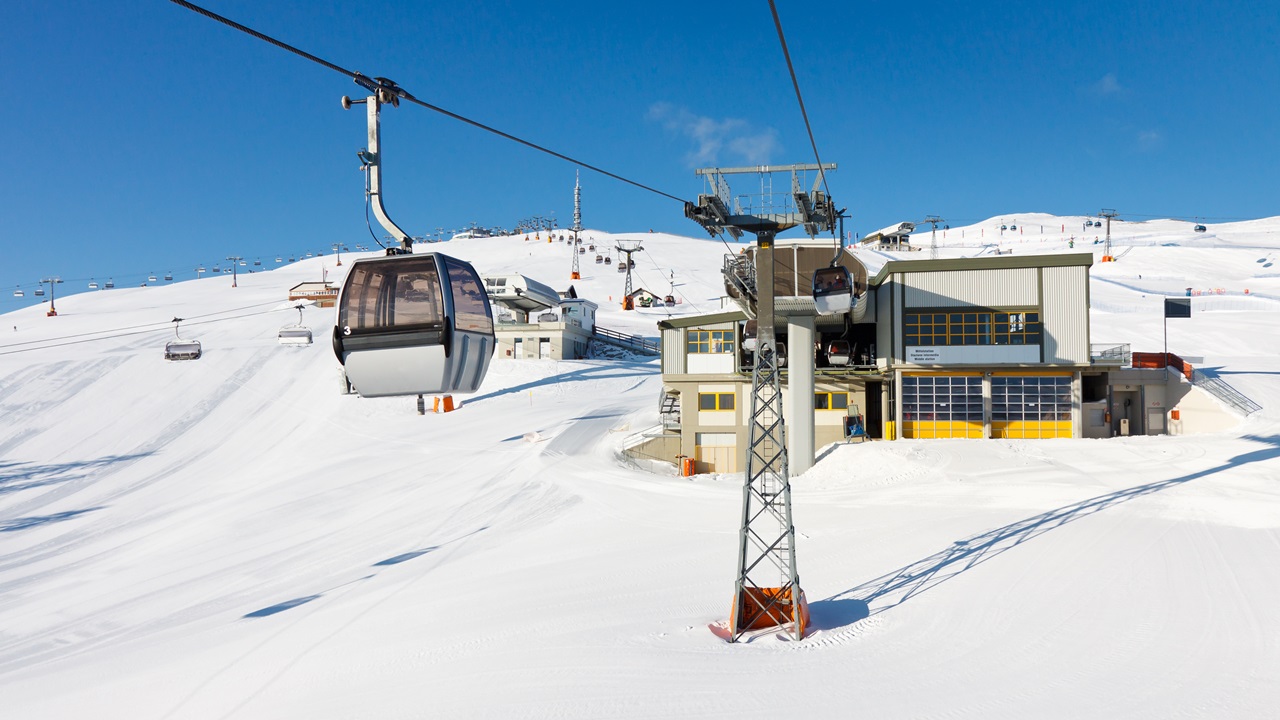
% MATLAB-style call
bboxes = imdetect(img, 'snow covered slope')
[2,220,1279,719]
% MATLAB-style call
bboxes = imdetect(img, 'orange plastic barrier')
[733,586,809,636]
[681,457,696,476]
[433,395,455,413]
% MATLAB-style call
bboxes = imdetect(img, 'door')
[539,337,551,359]
[865,381,883,439]
[513,337,523,359]
[694,432,737,473]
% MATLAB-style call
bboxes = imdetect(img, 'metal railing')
[592,325,660,355]
[1090,343,1131,365]
[1191,369,1262,416]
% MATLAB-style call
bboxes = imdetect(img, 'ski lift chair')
[164,317,202,361]
[595,254,603,263]
[34,287,45,297]
[617,263,627,273]
[812,266,853,315]
[278,305,313,345]
[604,256,612,265]
[13,287,24,298]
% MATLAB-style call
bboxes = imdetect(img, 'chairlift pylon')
[164,317,202,361]
[332,252,495,397]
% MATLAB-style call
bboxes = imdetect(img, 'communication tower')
[571,172,583,279]
[685,162,837,642]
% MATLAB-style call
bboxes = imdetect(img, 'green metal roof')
[869,252,1093,287]
[656,309,748,330]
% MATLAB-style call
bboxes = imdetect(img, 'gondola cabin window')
[445,258,494,334]
[340,257,444,333]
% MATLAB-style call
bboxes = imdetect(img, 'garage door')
[694,432,737,473]
[902,374,983,439]
[991,375,1072,439]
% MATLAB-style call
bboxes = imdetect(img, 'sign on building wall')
[906,347,942,363]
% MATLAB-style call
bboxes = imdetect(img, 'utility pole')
[686,162,837,642]
[226,256,242,287]
[332,243,346,266]
[921,215,945,260]
[1099,209,1119,261]
[40,277,63,317]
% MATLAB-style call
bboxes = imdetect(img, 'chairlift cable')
[167,0,690,205]
[767,0,837,241]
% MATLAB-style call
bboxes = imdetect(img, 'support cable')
[767,0,836,240]
[167,0,689,205]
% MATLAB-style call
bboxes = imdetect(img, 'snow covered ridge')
[2,218,1280,718]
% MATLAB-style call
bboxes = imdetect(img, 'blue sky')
[2,1,1277,309]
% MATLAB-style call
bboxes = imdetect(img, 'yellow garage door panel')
[991,421,1072,439]
[903,421,984,439]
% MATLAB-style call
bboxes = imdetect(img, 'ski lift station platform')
[483,273,599,360]
[629,245,1248,475]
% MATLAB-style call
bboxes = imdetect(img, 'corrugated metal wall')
[876,281,894,363]
[1041,266,1090,363]
[902,268,1038,308]
[662,327,685,374]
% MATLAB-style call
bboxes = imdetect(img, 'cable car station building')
[641,250,1118,473]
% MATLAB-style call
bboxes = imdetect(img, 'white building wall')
[902,268,1038,308]
[662,327,686,374]
[1041,265,1090,363]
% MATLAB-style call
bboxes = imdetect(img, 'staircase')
[1191,369,1262,416]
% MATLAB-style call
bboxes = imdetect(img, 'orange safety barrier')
[680,457,696,476]
[1132,352,1194,380]
[733,586,809,636]
[433,395,455,413]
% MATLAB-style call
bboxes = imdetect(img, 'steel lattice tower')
[685,163,836,641]
[616,241,640,308]
[571,172,583,279]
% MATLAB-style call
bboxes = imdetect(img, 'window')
[814,392,849,410]
[991,375,1072,438]
[687,329,735,354]
[904,309,1040,347]
[902,375,984,438]
[698,392,735,411]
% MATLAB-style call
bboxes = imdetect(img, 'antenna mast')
[571,172,583,279]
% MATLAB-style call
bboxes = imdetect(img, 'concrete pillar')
[787,315,816,475]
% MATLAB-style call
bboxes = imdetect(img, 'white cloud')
[1091,73,1124,96]
[648,102,780,166]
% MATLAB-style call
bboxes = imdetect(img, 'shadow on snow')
[811,434,1280,625]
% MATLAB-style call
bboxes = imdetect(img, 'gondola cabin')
[332,253,495,398]
[812,266,853,315]
[826,340,851,366]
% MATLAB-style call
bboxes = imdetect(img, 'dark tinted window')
[445,258,494,334]
[340,257,443,332]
